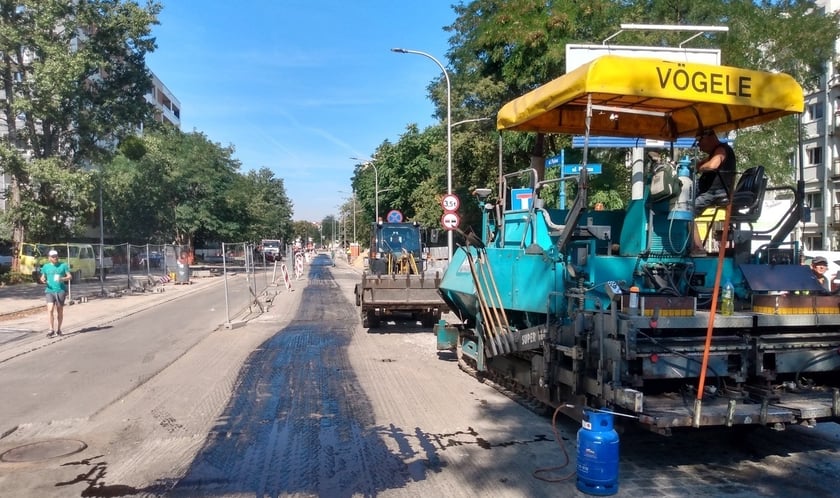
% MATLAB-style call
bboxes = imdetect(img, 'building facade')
[147,72,181,129]
[801,0,840,251]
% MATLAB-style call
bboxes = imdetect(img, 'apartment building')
[801,0,840,251]
[147,71,181,129]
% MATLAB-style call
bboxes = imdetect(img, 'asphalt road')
[0,253,838,497]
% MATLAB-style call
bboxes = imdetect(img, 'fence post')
[222,241,230,326]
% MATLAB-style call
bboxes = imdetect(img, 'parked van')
[18,242,50,278]
[47,243,97,282]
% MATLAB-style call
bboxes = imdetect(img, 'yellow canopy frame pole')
[693,201,734,427]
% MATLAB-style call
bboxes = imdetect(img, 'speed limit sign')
[441,212,460,231]
[441,194,460,212]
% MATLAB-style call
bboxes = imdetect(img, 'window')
[807,102,824,121]
[806,192,823,209]
[806,236,824,251]
[807,147,823,166]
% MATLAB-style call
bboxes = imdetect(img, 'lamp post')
[391,47,453,260]
[351,156,378,223]
[338,189,357,245]
[341,208,346,252]
[352,189,356,244]
[98,175,105,296]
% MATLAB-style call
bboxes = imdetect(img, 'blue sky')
[144,1,458,222]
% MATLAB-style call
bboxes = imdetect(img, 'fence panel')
[26,240,288,323]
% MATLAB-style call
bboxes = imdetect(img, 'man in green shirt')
[39,249,72,338]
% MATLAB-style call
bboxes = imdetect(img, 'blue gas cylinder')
[576,410,620,495]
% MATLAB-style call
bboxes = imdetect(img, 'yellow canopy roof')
[496,55,804,140]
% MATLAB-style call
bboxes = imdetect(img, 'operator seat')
[725,165,767,223]
[699,166,768,248]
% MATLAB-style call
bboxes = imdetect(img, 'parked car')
[95,245,116,276]
[0,241,12,274]
[149,251,163,268]
[133,250,163,269]
[260,239,282,262]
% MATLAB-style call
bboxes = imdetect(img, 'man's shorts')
[694,188,729,214]
[45,291,67,306]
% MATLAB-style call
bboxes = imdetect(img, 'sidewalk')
[0,272,224,362]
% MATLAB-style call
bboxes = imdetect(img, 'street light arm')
[350,156,379,222]
[392,47,454,261]
[452,117,492,128]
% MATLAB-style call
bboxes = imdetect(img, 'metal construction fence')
[92,243,191,280]
[18,240,302,327]
[199,242,311,325]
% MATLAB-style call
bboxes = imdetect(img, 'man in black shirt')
[692,129,736,254]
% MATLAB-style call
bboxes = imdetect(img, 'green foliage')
[102,127,293,247]
[15,157,96,242]
[293,220,320,248]
[0,272,34,286]
[730,116,800,185]
[353,0,839,227]
[0,0,160,163]
[237,168,295,243]
[118,135,147,161]
[0,0,161,247]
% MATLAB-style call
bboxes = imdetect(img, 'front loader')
[353,221,447,329]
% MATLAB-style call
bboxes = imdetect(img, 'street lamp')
[452,117,492,128]
[391,47,453,261]
[352,190,356,244]
[339,189,357,245]
[97,174,105,296]
[351,156,379,223]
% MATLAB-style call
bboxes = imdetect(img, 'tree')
[234,168,294,244]
[101,127,296,249]
[292,220,320,249]
[351,125,449,244]
[419,0,840,215]
[613,0,840,184]
[0,0,161,256]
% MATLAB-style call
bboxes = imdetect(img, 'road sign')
[545,155,563,167]
[441,193,460,212]
[562,163,602,175]
[511,188,533,210]
[386,210,403,223]
[441,212,460,231]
